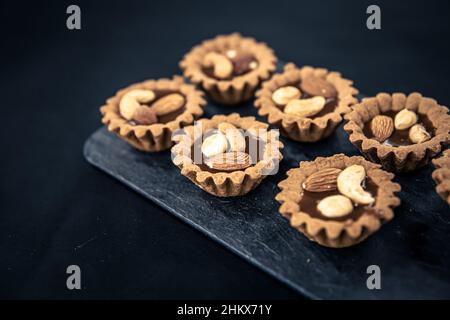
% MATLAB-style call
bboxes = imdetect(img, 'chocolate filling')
[128,89,186,125]
[276,81,338,119]
[299,178,381,222]
[363,110,435,146]
[202,50,258,80]
[190,130,266,173]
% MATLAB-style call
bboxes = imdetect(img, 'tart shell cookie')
[254,63,358,142]
[344,92,450,172]
[180,33,277,105]
[276,154,401,248]
[432,149,450,205]
[171,113,283,197]
[100,76,206,152]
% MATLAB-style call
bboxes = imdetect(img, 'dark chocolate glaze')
[299,178,381,222]
[190,131,265,173]
[128,89,186,125]
[363,110,435,146]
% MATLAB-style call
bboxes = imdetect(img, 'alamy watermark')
[66,5,81,30]
[66,265,81,290]
[366,5,381,30]
[366,264,381,290]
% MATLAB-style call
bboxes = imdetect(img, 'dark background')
[1,0,449,299]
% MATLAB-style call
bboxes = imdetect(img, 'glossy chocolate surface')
[363,110,435,146]
[299,177,381,222]
[190,130,265,173]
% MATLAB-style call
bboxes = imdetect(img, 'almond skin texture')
[132,105,158,125]
[300,76,337,99]
[205,152,251,171]
[370,115,394,142]
[151,93,185,116]
[302,168,342,192]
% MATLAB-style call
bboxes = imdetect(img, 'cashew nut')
[284,96,326,118]
[119,89,155,120]
[409,124,431,144]
[201,133,228,158]
[203,52,233,79]
[218,123,246,152]
[337,165,375,205]
[317,195,353,218]
[272,86,302,106]
[394,109,417,130]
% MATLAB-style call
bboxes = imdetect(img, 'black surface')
[1,0,450,299]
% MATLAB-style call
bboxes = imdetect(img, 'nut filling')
[202,50,259,80]
[300,174,380,222]
[191,129,265,173]
[363,110,435,146]
[272,80,339,119]
[122,89,187,125]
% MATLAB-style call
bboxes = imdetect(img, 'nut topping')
[370,115,394,142]
[205,152,251,171]
[300,76,337,98]
[132,105,158,125]
[302,168,342,192]
[151,93,185,116]
[203,52,233,79]
[284,96,326,118]
[119,89,155,120]
[394,109,418,130]
[272,86,302,106]
[317,195,353,218]
[409,124,431,144]
[201,133,228,158]
[337,165,375,205]
[218,123,246,152]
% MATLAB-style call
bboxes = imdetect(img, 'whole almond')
[205,152,251,171]
[370,115,394,142]
[302,168,342,192]
[151,93,185,116]
[300,76,337,98]
[132,105,158,125]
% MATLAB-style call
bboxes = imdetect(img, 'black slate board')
[84,77,450,299]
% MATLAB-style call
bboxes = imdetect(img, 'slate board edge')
[83,134,320,299]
